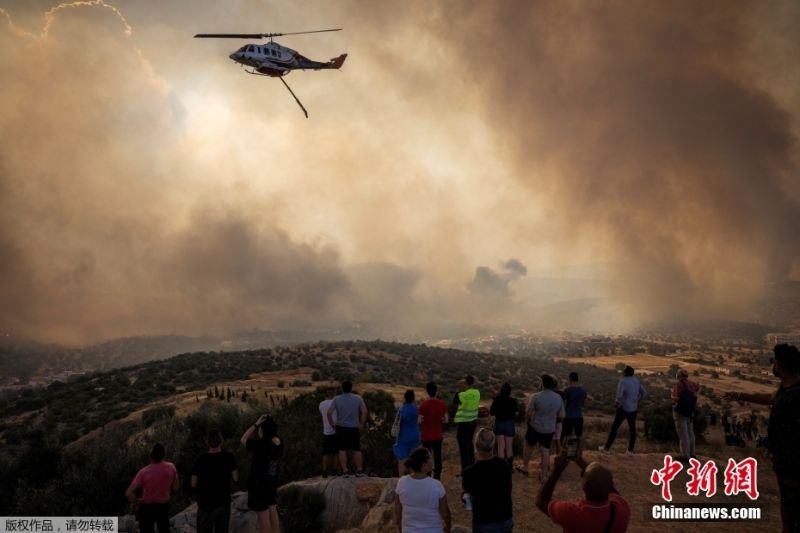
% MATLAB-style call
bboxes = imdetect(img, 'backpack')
[675,380,697,417]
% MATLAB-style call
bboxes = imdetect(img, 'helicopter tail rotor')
[330,53,348,69]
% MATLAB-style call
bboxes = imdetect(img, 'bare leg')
[353,451,363,472]
[338,450,349,473]
[257,510,272,533]
[539,446,550,482]
[268,506,279,533]
[521,442,532,474]
[504,436,514,460]
[497,435,507,459]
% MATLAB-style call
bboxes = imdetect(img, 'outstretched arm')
[536,455,569,515]
[393,493,402,531]
[724,391,774,405]
[439,494,452,532]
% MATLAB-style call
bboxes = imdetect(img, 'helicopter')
[194,29,347,118]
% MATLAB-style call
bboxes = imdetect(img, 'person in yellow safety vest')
[453,375,480,475]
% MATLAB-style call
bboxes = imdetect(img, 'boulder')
[359,478,396,533]
[118,515,137,533]
[170,492,256,533]
[171,502,197,533]
[278,476,392,533]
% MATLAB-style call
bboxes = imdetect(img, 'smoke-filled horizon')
[1,0,798,345]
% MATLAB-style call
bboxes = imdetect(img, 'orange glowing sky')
[1,0,798,344]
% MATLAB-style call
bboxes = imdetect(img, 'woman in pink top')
[125,443,180,533]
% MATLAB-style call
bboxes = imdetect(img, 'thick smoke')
[467,259,528,300]
[0,1,798,344]
[437,0,800,321]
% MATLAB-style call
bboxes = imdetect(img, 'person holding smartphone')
[536,445,631,532]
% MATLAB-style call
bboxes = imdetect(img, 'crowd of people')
[123,343,799,533]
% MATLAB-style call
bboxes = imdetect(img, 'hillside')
[0,340,783,529]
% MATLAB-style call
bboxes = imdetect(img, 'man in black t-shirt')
[462,428,513,532]
[725,344,800,533]
[191,429,239,533]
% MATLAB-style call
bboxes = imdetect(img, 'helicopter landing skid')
[245,69,309,118]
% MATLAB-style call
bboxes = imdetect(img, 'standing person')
[394,447,453,532]
[672,368,699,461]
[394,389,421,476]
[125,443,180,533]
[453,375,480,475]
[521,374,565,482]
[725,343,800,533]
[327,380,368,477]
[561,372,589,446]
[552,383,564,456]
[319,386,338,478]
[418,381,448,480]
[490,382,519,466]
[241,415,284,533]
[462,428,513,532]
[536,451,631,533]
[599,366,646,455]
[191,429,239,533]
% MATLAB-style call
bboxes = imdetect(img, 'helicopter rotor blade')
[279,77,309,119]
[194,33,265,38]
[269,28,342,37]
[194,29,341,39]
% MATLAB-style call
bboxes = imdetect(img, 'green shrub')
[644,402,708,444]
[141,405,176,428]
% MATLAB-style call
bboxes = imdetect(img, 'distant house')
[765,333,800,347]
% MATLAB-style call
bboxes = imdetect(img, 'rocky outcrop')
[168,492,257,533]
[278,476,394,533]
[122,478,469,533]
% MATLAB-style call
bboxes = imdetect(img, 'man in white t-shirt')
[521,374,565,482]
[319,386,337,478]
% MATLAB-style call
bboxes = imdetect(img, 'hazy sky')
[1,0,798,344]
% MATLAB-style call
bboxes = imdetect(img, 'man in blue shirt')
[599,366,645,454]
[561,372,589,445]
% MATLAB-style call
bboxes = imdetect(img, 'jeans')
[197,506,230,533]
[605,408,637,452]
[473,518,513,533]
[422,439,443,480]
[137,502,170,533]
[673,411,695,459]
[778,476,800,533]
[457,421,477,470]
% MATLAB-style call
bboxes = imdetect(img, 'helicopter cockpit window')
[246,45,254,53]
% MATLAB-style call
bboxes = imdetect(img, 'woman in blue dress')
[393,389,421,476]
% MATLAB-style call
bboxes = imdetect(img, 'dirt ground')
[555,353,775,396]
[434,420,781,533]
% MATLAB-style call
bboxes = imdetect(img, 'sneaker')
[342,473,353,478]
[355,471,366,478]
[626,450,635,456]
[598,445,609,453]
[322,471,328,478]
